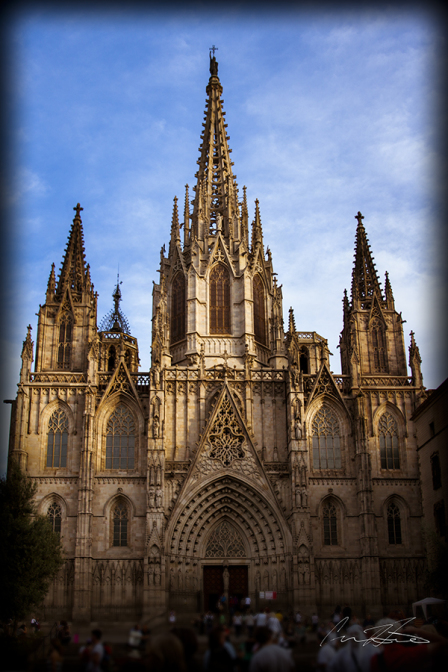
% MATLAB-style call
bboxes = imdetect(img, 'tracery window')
[312,407,341,469]
[253,274,266,345]
[387,503,402,544]
[210,264,230,334]
[171,273,186,344]
[379,413,400,470]
[431,453,442,490]
[47,502,62,536]
[46,409,69,468]
[57,314,72,370]
[205,521,245,558]
[370,319,387,372]
[323,502,338,545]
[106,404,135,470]
[299,347,309,374]
[112,501,128,547]
[434,501,446,538]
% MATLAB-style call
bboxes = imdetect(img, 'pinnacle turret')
[46,263,56,301]
[251,199,264,252]
[56,203,90,300]
[169,196,181,255]
[350,211,383,309]
[183,184,190,247]
[99,276,131,334]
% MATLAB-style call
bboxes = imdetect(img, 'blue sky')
[1,5,444,473]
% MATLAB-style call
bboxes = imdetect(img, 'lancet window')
[210,264,230,334]
[312,407,342,469]
[112,500,128,547]
[171,272,186,344]
[105,404,135,470]
[57,314,72,370]
[253,274,266,345]
[323,502,338,545]
[47,502,62,536]
[378,412,400,470]
[387,503,402,544]
[46,409,69,468]
[108,346,116,371]
[431,453,442,490]
[370,319,387,372]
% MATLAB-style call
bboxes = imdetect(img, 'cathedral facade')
[9,56,427,623]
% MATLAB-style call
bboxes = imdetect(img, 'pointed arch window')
[47,502,62,536]
[253,274,266,345]
[57,314,72,370]
[299,347,309,374]
[106,404,135,470]
[171,272,186,344]
[431,453,442,490]
[108,346,116,371]
[370,319,387,372]
[46,409,69,468]
[312,407,341,469]
[112,500,128,547]
[379,412,400,470]
[205,521,245,558]
[323,502,338,545]
[210,264,230,334]
[387,503,402,544]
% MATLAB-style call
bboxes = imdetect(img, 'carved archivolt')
[167,476,290,560]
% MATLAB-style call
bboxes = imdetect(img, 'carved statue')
[148,565,154,586]
[156,488,163,508]
[148,488,155,509]
[153,415,160,439]
[302,488,308,507]
[255,570,261,591]
[295,487,302,508]
[294,418,302,440]
[152,365,160,389]
[280,567,287,591]
[154,564,161,586]
[223,567,229,592]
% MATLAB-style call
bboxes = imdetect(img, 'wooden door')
[203,566,224,612]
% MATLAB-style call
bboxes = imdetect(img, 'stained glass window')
[312,407,341,469]
[253,274,266,345]
[113,501,128,546]
[46,409,68,468]
[210,265,230,334]
[323,503,338,545]
[379,413,400,469]
[171,273,186,344]
[47,502,62,536]
[57,314,72,370]
[106,405,135,469]
[387,503,402,544]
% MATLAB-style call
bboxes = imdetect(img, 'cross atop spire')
[73,203,83,220]
[355,211,364,227]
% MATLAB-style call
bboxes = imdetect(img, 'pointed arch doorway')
[202,520,249,611]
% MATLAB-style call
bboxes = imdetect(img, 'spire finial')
[288,307,296,334]
[209,46,218,76]
[73,203,83,221]
[355,211,364,227]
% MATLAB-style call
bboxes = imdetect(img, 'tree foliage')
[0,461,65,622]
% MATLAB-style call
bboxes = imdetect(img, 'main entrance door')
[203,566,248,611]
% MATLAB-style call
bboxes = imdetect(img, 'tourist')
[171,627,200,672]
[86,629,105,672]
[203,625,237,672]
[245,610,255,638]
[146,632,187,672]
[233,611,243,638]
[249,626,294,672]
[46,638,63,672]
[128,624,142,649]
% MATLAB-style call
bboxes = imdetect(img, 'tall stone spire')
[56,203,90,300]
[183,184,190,247]
[169,196,181,255]
[350,211,383,309]
[251,199,264,251]
[190,53,239,241]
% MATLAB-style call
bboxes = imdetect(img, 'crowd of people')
[1,603,447,671]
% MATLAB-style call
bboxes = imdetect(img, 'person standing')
[86,629,104,672]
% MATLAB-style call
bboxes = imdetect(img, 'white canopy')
[412,597,446,619]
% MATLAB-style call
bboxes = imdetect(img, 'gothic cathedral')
[9,55,427,622]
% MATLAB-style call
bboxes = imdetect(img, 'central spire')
[191,52,239,241]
